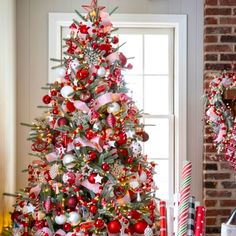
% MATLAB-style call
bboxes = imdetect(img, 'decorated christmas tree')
[11,1,158,235]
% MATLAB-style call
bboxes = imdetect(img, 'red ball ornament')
[128,210,141,220]
[112,36,119,44]
[51,90,57,96]
[57,117,69,127]
[141,131,149,142]
[42,95,51,104]
[85,129,96,140]
[95,218,105,229]
[88,151,97,161]
[88,173,97,184]
[66,101,76,113]
[66,196,78,210]
[101,163,109,171]
[118,148,128,157]
[89,205,98,214]
[134,220,148,234]
[64,223,72,232]
[117,132,127,146]
[99,44,111,57]
[107,220,121,234]
[119,52,127,67]
[52,107,59,115]
[76,68,89,80]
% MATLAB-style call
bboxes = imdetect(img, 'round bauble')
[134,220,148,234]
[66,101,76,113]
[119,53,127,67]
[76,68,89,80]
[61,86,74,98]
[55,214,67,225]
[88,151,97,161]
[97,67,106,77]
[42,95,51,104]
[62,154,76,169]
[70,59,80,70]
[62,171,76,184]
[57,67,66,78]
[101,163,109,171]
[130,141,142,156]
[68,212,80,226]
[129,179,140,189]
[35,227,53,236]
[144,226,153,236]
[89,205,98,214]
[57,117,69,127]
[64,223,72,232]
[79,91,92,102]
[66,196,78,210]
[93,121,102,131]
[88,173,97,184]
[107,102,121,114]
[107,220,121,234]
[94,218,105,229]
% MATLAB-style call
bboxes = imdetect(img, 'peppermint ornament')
[107,113,116,128]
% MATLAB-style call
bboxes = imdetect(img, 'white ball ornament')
[55,214,67,225]
[70,59,80,70]
[60,85,74,98]
[129,179,140,189]
[130,141,142,157]
[97,67,106,77]
[107,102,121,114]
[68,211,80,226]
[62,154,76,169]
[57,67,66,78]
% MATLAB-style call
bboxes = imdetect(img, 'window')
[49,13,187,206]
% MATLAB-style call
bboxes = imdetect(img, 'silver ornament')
[97,67,106,77]
[144,226,153,236]
[62,154,76,169]
[68,211,81,226]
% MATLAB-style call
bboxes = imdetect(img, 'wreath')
[205,71,236,170]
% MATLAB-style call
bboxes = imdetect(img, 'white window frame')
[48,13,187,197]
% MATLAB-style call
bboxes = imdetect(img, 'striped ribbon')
[187,196,196,236]
[160,201,167,236]
[173,193,180,236]
[177,161,192,236]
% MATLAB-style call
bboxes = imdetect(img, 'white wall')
[16,0,204,201]
[0,0,16,231]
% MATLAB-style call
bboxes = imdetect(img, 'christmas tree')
[11,1,158,235]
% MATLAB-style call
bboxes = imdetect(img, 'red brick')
[220,217,228,223]
[206,209,232,217]
[206,0,218,5]
[220,17,236,24]
[206,218,217,225]
[204,134,215,142]
[205,63,232,70]
[221,54,236,60]
[220,162,233,170]
[205,8,232,15]
[205,44,232,52]
[204,144,218,153]
[205,35,218,43]
[206,227,221,234]
[204,181,218,188]
[204,163,218,170]
[205,199,218,207]
[205,190,232,197]
[220,200,236,206]
[205,173,231,180]
[221,181,236,188]
[221,35,236,42]
[205,17,218,24]
[205,26,232,34]
[220,0,236,5]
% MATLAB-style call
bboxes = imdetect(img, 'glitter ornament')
[49,164,59,179]
[144,226,153,236]
[130,141,142,157]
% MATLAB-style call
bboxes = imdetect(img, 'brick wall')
[204,0,236,235]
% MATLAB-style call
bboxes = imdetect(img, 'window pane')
[124,75,143,110]
[151,159,169,200]
[119,34,143,75]
[144,76,169,115]
[143,118,169,158]
[144,34,169,75]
